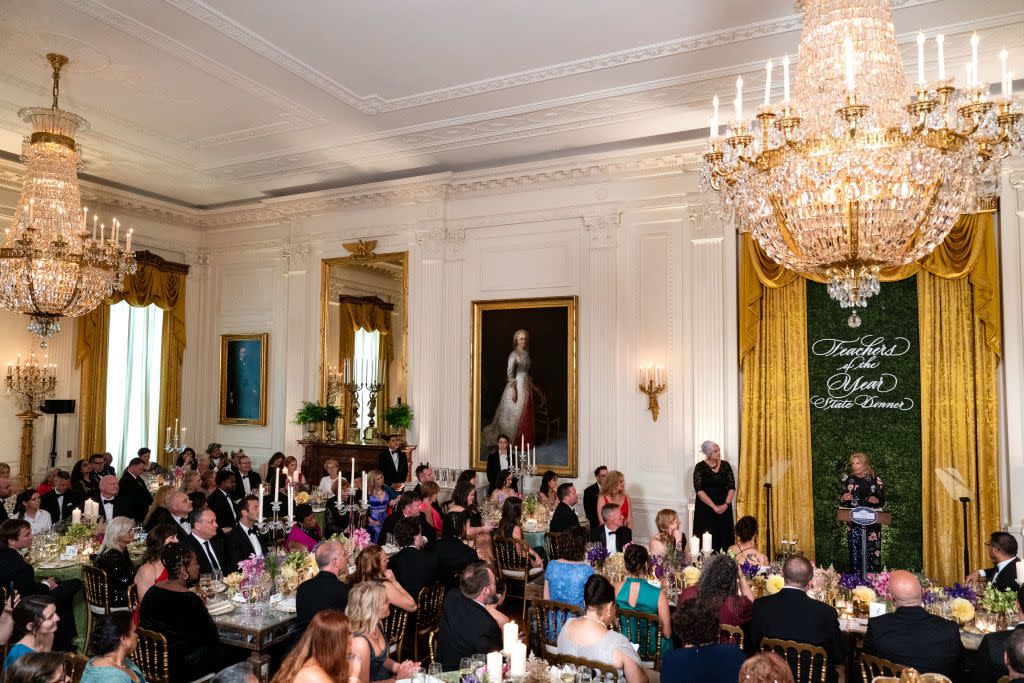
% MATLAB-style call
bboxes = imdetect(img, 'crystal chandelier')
[701,0,1022,323]
[0,54,135,347]
[4,351,57,413]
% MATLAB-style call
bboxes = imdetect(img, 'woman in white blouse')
[318,459,341,493]
[16,490,51,534]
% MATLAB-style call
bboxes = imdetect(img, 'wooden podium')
[837,507,892,578]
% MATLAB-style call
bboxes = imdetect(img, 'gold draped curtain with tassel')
[76,252,188,468]
[738,213,1000,584]
[339,296,394,424]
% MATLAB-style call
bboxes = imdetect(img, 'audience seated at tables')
[678,553,754,630]
[175,446,197,469]
[233,454,262,498]
[286,504,323,553]
[380,491,436,544]
[436,562,504,671]
[614,544,673,654]
[347,582,419,683]
[35,468,60,497]
[427,511,479,589]
[71,458,97,496]
[80,612,145,683]
[140,485,175,532]
[91,516,138,609]
[117,458,154,525]
[538,470,559,506]
[556,575,646,683]
[297,540,350,628]
[91,475,128,523]
[749,556,843,682]
[317,458,342,495]
[1006,629,1024,682]
[389,516,439,599]
[224,495,267,572]
[184,507,228,575]
[178,470,201,495]
[418,481,443,534]
[738,652,795,683]
[596,470,633,530]
[412,465,443,517]
[447,481,493,561]
[497,496,544,568]
[15,491,51,535]
[199,469,218,497]
[549,482,582,534]
[660,599,746,683]
[488,469,518,506]
[3,651,68,683]
[208,469,240,534]
[271,610,352,683]
[647,508,690,565]
[969,531,1022,591]
[145,490,192,538]
[39,471,82,526]
[350,545,416,613]
[5,595,58,668]
[729,515,769,568]
[133,523,179,605]
[582,466,608,530]
[589,503,632,553]
[544,526,594,609]
[975,585,1024,682]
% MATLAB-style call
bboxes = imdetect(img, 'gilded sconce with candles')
[638,363,666,421]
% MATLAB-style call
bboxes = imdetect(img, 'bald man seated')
[863,569,963,678]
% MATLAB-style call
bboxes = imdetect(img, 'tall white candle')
[351,457,355,490]
[783,55,791,104]
[917,33,926,86]
[1001,49,1009,99]
[502,621,519,652]
[764,59,773,106]
[734,75,743,120]
[510,642,527,677]
[844,37,856,94]
[338,470,343,500]
[711,94,719,138]
[362,471,368,502]
[275,468,281,503]
[971,33,979,87]
[689,534,700,558]
[258,484,264,524]
[486,652,503,683]
[936,35,946,80]
[287,485,294,519]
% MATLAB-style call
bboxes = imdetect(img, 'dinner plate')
[273,598,297,614]
[207,601,235,616]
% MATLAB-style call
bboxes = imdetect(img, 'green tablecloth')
[33,563,87,651]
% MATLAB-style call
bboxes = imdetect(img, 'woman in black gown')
[692,441,736,552]
[839,452,885,573]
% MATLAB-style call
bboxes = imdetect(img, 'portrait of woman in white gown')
[481,329,535,454]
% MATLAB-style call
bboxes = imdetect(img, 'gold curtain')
[76,252,188,467]
[738,214,1000,579]
[338,296,394,428]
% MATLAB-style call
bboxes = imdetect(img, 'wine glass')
[212,569,223,584]
[577,669,592,683]
[560,664,576,683]
[199,573,212,597]
[428,662,443,680]
[459,658,472,679]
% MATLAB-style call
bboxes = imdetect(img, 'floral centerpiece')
[681,565,702,588]
[586,544,609,569]
[852,585,877,605]
[765,574,785,595]
[281,550,318,594]
[222,572,243,597]
[949,597,976,625]
[981,584,1017,614]
[945,583,980,605]
[809,565,840,601]
[238,554,268,604]
[603,552,626,581]
[295,491,310,505]
[867,571,892,601]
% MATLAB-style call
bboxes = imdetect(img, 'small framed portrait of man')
[219,333,268,426]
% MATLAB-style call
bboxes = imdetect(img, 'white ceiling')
[0,0,1021,207]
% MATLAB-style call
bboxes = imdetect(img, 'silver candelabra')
[254,498,294,536]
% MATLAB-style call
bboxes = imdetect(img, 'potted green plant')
[383,398,414,438]
[294,401,325,440]
[322,403,342,442]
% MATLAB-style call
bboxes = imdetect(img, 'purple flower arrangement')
[587,545,610,566]
[944,583,979,604]
[649,555,665,579]
[839,573,870,590]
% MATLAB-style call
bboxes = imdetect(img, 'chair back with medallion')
[543,532,563,561]
[383,607,410,660]
[413,583,446,660]
[135,627,171,683]
[493,534,542,620]
[615,607,662,671]
[81,564,111,648]
[760,638,829,683]
[858,652,904,682]
[720,623,745,650]
[527,599,583,657]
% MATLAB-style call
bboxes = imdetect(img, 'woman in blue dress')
[544,527,593,609]
[364,470,390,544]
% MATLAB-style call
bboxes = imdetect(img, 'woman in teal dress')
[81,612,146,683]
[614,545,673,658]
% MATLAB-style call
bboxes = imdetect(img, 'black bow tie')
[248,529,258,537]
[102,499,113,505]
[179,518,188,525]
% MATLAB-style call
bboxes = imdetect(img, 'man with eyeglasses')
[968,532,1021,591]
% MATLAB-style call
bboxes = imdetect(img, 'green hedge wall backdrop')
[807,277,923,571]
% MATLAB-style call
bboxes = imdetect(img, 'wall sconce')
[638,362,666,421]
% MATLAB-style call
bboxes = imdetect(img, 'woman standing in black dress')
[692,441,735,552]
[839,452,885,573]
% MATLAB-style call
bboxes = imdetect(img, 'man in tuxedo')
[582,465,608,529]
[969,532,1021,591]
[378,434,409,489]
[485,434,518,493]
[208,469,239,534]
[137,447,165,477]
[88,453,107,490]
[296,540,350,627]
[589,503,632,553]
[224,496,267,573]
[117,458,153,524]
[549,482,581,534]
[390,516,439,599]
[0,519,82,651]
[863,570,962,677]
[98,453,116,477]
[975,586,1024,682]
[40,471,82,525]
[1008,629,1024,682]
[412,465,443,516]
[145,492,193,536]
[437,561,503,670]
[185,507,227,575]
[427,511,479,589]
[91,475,128,522]
[380,491,436,543]
[233,455,262,499]
[749,556,844,681]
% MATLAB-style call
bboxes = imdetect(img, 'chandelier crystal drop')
[0,54,136,347]
[701,0,1023,320]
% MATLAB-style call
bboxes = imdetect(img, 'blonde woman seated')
[347,582,419,683]
[729,516,768,568]
[648,509,691,565]
[557,575,646,683]
[141,485,175,531]
[270,610,353,683]
[349,546,417,613]
[318,459,342,494]
[597,470,633,530]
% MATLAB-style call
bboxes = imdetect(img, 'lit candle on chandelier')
[936,35,946,80]
[916,33,926,87]
[844,37,856,95]
[971,33,979,88]
[734,75,743,121]
[783,54,791,105]
[764,59,773,106]
[1001,48,1009,99]
[710,94,719,138]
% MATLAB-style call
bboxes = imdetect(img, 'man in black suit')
[223,496,267,573]
[0,519,82,651]
[380,491,437,542]
[485,434,518,493]
[549,482,581,534]
[40,471,82,525]
[390,517,439,600]
[145,491,193,536]
[975,586,1024,682]
[863,569,962,677]
[378,434,409,489]
[184,508,227,575]
[88,453,107,490]
[749,556,844,681]
[412,465,443,516]
[117,458,153,524]
[91,475,130,522]
[232,454,262,499]
[437,561,503,671]
[427,511,479,589]
[99,452,116,477]
[297,540,350,627]
[588,503,632,553]
[969,531,1021,591]
[1007,629,1024,682]
[208,469,239,535]
[582,465,607,529]
[137,447,165,477]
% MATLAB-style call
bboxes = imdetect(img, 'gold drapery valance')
[738,214,1000,584]
[76,251,188,467]
[338,295,394,428]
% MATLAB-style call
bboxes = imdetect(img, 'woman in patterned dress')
[839,452,885,573]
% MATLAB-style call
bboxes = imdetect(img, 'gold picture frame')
[470,297,578,477]
[219,333,268,426]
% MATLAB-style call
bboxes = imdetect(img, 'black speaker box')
[40,400,76,415]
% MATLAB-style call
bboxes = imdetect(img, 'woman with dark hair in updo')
[81,612,145,682]
[677,553,754,631]
[614,544,672,655]
[543,527,593,610]
[729,515,768,567]
[556,575,645,683]
[660,599,746,683]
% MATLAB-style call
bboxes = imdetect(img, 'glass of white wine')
[560,664,576,683]
[198,573,212,597]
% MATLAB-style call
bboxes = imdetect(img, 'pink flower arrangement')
[238,554,265,593]
[352,528,371,551]
[867,571,891,601]
[173,466,185,479]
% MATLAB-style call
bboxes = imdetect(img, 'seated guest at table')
[974,585,1024,683]
[488,469,518,506]
[175,446,196,469]
[863,569,962,678]
[1006,629,1024,682]
[427,512,479,589]
[557,575,646,683]
[615,544,672,654]
[544,526,593,609]
[648,509,690,564]
[749,556,843,680]
[225,495,266,572]
[390,516,439,599]
[261,451,285,486]
[969,531,1021,591]
[498,496,543,568]
[0,519,80,651]
[661,598,746,683]
[739,653,796,683]
[140,485,175,531]
[456,469,478,488]
[118,458,153,525]
[348,581,418,683]
[146,491,192,538]
[92,475,129,523]
[448,481,493,561]
[324,487,353,537]
[350,545,417,613]
[414,481,441,532]
[318,459,342,494]
[286,504,323,553]
[597,470,633,530]
[208,469,239,535]
[272,609,352,683]
[92,517,138,608]
[178,470,200,495]
[582,466,608,530]
[184,508,227,576]
[5,595,58,667]
[139,544,225,680]
[199,469,218,497]
[380,491,436,543]
[232,455,261,499]
[101,453,117,478]
[71,459,95,496]
[4,651,68,683]
[549,482,581,534]
[365,471,390,544]
[538,470,559,505]
[678,553,753,630]
[297,541,350,628]
[81,612,145,683]
[40,471,81,526]
[589,503,632,553]
[283,456,304,487]
[133,523,179,605]
[436,562,504,671]
[412,465,440,515]
[136,448,164,478]
[729,515,769,568]
[35,469,59,497]
[15,491,51,535]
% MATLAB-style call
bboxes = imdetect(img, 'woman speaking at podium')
[839,452,885,572]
